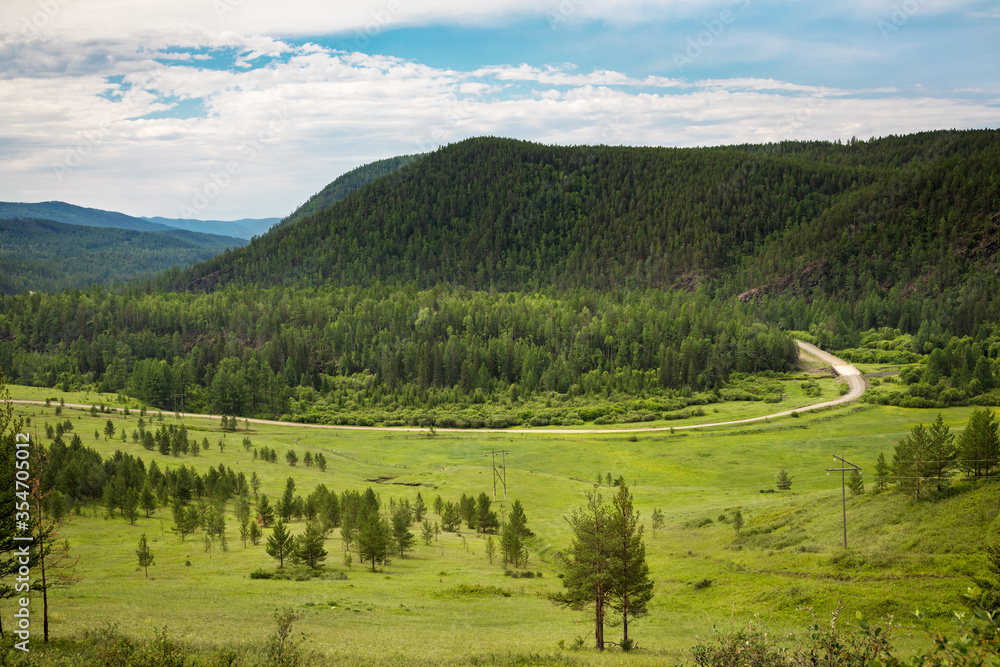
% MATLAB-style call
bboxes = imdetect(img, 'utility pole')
[485,450,509,501]
[827,454,861,549]
[171,392,185,417]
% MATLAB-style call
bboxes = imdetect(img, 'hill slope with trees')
[0,218,246,294]
[169,131,998,308]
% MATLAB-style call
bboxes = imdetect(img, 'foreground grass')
[5,398,997,664]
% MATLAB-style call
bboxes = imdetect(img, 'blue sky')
[0,0,997,221]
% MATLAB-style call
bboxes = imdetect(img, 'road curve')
[11,340,864,436]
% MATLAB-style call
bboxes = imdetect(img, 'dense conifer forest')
[1,130,998,423]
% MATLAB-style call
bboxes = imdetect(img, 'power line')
[826,454,861,550]
[485,450,509,501]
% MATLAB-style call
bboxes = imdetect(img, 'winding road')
[11,340,864,436]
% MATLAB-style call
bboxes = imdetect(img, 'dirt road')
[11,340,864,436]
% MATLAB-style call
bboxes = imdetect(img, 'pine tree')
[421,519,434,546]
[927,413,957,490]
[392,505,415,557]
[957,408,1000,479]
[256,494,275,527]
[894,423,929,498]
[293,521,327,569]
[122,488,140,526]
[139,480,157,518]
[475,492,499,533]
[358,510,390,571]
[414,492,427,522]
[136,533,154,578]
[776,469,792,491]
[556,490,611,650]
[249,521,262,546]
[732,509,744,537]
[606,482,654,650]
[847,469,864,496]
[500,499,529,568]
[874,452,890,491]
[265,522,293,568]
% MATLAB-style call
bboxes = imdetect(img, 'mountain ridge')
[168,130,1000,309]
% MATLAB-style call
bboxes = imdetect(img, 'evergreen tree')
[358,510,390,571]
[732,509,744,537]
[265,522,293,568]
[555,490,611,650]
[927,413,957,490]
[293,521,327,569]
[957,408,1000,479]
[414,492,427,522]
[277,477,295,523]
[847,469,864,496]
[894,423,929,498]
[315,453,328,472]
[392,505,415,557]
[139,480,157,518]
[256,494,275,527]
[103,419,115,440]
[122,488,140,526]
[776,469,792,491]
[500,499,529,568]
[136,534,154,578]
[606,482,654,651]
[441,501,462,532]
[421,520,434,546]
[249,521,262,546]
[475,492,499,533]
[874,452,890,491]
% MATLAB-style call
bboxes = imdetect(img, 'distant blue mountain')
[142,216,279,239]
[0,201,171,231]
[0,201,279,240]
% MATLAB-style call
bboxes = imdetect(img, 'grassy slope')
[10,392,997,664]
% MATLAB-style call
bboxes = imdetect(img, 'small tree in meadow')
[266,522,294,568]
[136,534,154,577]
[776,470,792,491]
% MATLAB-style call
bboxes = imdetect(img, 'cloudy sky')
[1,0,997,221]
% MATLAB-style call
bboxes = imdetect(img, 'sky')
[0,0,997,221]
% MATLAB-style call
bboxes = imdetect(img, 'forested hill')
[166,130,999,302]
[276,153,425,229]
[0,217,245,294]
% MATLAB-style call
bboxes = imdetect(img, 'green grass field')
[7,389,998,665]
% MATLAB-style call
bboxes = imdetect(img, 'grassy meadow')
[7,386,999,665]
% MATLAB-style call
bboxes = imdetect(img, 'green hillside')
[0,217,246,294]
[170,131,998,311]
[277,153,425,229]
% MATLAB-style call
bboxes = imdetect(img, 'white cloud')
[0,2,996,219]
